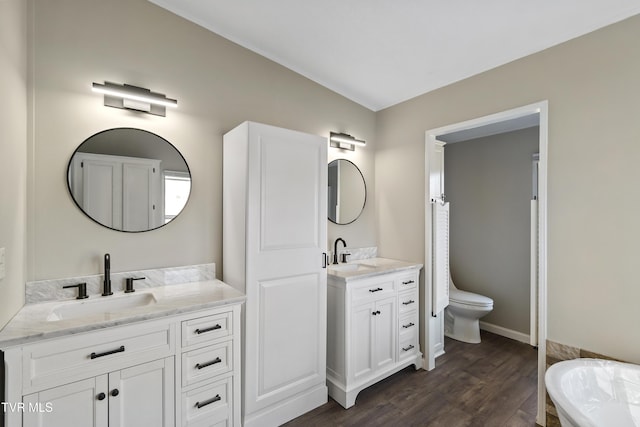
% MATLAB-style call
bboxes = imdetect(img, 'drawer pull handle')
[402,345,415,352]
[96,392,106,401]
[402,322,415,329]
[372,310,381,316]
[90,345,125,359]
[402,280,415,285]
[195,324,222,334]
[195,357,222,370]
[402,300,415,305]
[195,394,221,409]
[369,288,383,293]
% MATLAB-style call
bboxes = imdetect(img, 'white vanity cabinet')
[23,357,174,427]
[178,311,239,427]
[327,265,422,409]
[2,303,242,427]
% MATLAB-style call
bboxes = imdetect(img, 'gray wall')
[376,14,640,363]
[0,0,28,326]
[445,127,539,335]
[28,0,377,282]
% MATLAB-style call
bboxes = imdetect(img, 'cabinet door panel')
[351,303,374,382]
[81,157,122,229]
[244,123,327,414]
[374,297,396,371]
[23,376,108,427]
[122,162,159,231]
[109,357,174,427]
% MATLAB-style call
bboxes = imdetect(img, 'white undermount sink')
[355,258,396,268]
[46,292,157,322]
[328,263,375,273]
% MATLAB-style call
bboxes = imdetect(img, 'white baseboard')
[480,321,530,344]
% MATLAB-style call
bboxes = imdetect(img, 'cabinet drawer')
[182,341,233,387]
[22,321,173,393]
[399,313,418,338]
[351,279,395,304]
[182,311,233,348]
[182,377,232,427]
[399,332,418,359]
[396,273,418,291]
[398,289,418,315]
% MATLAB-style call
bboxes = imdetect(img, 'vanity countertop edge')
[327,257,423,282]
[0,280,245,348]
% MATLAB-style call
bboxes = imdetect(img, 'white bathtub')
[545,358,640,427]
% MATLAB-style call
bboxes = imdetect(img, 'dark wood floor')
[285,331,538,427]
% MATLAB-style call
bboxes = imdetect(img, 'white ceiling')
[148,0,640,111]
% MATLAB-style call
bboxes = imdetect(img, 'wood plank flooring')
[285,331,538,427]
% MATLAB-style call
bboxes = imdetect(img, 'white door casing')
[424,101,548,425]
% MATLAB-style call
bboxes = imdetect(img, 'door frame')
[424,101,548,426]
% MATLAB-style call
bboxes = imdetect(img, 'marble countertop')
[0,280,245,348]
[327,257,423,281]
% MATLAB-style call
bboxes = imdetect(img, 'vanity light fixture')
[92,81,177,117]
[330,132,366,151]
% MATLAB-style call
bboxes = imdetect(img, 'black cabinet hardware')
[402,280,415,285]
[90,345,125,359]
[372,310,381,316]
[195,394,221,409]
[195,357,222,370]
[402,322,415,329]
[402,345,415,352]
[194,324,222,334]
[322,252,327,268]
[111,389,119,397]
[402,300,415,305]
[368,288,383,293]
[97,393,106,401]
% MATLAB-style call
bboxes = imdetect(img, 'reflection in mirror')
[328,159,366,225]
[67,128,191,232]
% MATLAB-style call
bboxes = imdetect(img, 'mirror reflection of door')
[67,128,191,232]
[327,159,366,225]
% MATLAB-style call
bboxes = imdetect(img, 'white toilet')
[444,275,493,344]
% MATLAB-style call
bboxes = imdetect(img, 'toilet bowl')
[444,276,493,344]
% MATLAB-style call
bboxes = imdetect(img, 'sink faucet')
[333,238,347,264]
[102,253,113,296]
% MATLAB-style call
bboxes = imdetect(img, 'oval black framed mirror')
[328,159,366,225]
[67,128,191,232]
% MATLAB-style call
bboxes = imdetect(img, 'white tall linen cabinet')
[223,121,328,427]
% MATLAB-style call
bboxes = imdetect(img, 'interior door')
[245,123,327,414]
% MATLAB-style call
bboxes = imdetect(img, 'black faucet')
[63,282,88,299]
[102,253,113,296]
[333,238,347,264]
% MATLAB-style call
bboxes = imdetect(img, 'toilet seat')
[449,289,493,308]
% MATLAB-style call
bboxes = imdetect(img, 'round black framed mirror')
[67,128,191,232]
[328,159,366,225]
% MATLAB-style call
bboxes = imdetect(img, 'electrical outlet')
[0,247,5,280]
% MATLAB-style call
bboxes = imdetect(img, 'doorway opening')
[424,101,548,425]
